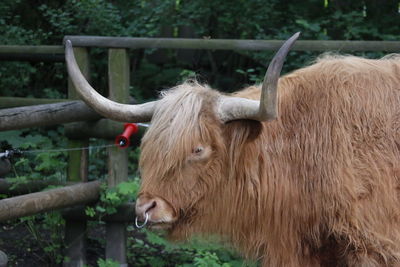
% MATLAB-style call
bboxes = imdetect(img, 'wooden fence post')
[0,250,7,267]
[64,47,90,267]
[105,48,130,266]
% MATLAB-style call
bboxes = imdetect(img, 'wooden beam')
[0,45,64,62]
[0,181,101,222]
[65,119,145,144]
[0,180,71,195]
[65,47,90,267]
[65,119,124,139]
[66,47,90,183]
[0,250,7,267]
[0,54,64,62]
[0,101,101,131]
[0,97,67,109]
[64,220,87,267]
[0,159,11,177]
[0,45,64,54]
[0,38,398,62]
[105,48,130,266]
[64,36,400,52]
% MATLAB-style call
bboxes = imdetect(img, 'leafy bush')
[127,229,256,267]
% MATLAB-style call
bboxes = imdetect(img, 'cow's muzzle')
[135,195,177,229]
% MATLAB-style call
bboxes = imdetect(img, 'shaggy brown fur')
[138,54,400,266]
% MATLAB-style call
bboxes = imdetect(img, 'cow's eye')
[188,146,211,162]
[193,147,204,155]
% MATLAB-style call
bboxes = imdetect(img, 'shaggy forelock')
[140,80,216,176]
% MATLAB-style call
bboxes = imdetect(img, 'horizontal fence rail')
[1,38,399,62]
[64,36,400,52]
[0,97,67,109]
[0,45,64,54]
[0,101,100,131]
[0,181,100,222]
[0,180,72,195]
[0,45,64,62]
[0,98,140,131]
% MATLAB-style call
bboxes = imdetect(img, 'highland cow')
[65,33,400,266]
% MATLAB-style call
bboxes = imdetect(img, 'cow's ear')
[223,120,262,144]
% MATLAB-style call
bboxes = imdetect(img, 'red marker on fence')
[115,123,139,148]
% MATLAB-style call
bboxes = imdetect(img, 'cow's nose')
[135,198,157,218]
[135,195,177,225]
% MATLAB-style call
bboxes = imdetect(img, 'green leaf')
[96,206,106,213]
[85,207,96,217]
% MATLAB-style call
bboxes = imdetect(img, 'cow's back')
[235,55,400,264]
[283,55,400,263]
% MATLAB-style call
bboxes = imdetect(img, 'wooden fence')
[0,36,399,266]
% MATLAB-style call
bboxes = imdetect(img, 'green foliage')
[235,68,263,84]
[85,178,140,218]
[127,229,256,267]
[192,251,231,267]
[2,128,68,183]
[38,0,124,40]
[19,212,66,265]
[97,258,120,267]
[2,0,399,98]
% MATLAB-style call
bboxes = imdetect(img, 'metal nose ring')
[135,212,149,229]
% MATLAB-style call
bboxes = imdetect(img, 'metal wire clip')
[0,149,22,159]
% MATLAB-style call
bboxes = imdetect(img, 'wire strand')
[22,143,118,154]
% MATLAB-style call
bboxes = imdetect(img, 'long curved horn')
[217,32,300,122]
[65,40,156,122]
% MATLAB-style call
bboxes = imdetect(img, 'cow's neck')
[203,122,314,261]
